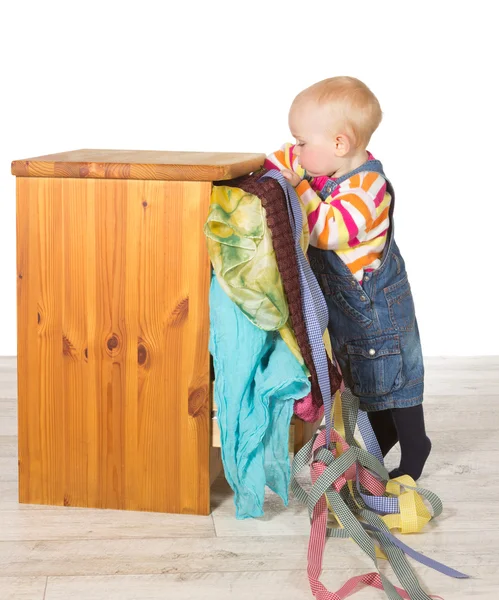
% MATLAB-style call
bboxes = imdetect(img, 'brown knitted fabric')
[214,170,341,414]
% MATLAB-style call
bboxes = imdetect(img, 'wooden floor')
[1,356,498,599]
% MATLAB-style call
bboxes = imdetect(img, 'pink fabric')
[306,204,321,234]
[294,394,324,422]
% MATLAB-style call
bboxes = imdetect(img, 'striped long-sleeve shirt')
[265,143,392,283]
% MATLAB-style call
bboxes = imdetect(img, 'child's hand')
[282,169,301,187]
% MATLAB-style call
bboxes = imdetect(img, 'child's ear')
[334,134,351,157]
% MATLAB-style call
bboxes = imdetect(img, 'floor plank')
[0,402,16,436]
[0,508,216,542]
[0,436,16,457]
[0,577,46,600]
[42,567,499,600]
[0,457,17,482]
[0,529,497,577]
[0,358,17,400]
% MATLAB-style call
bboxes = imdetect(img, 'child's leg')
[367,409,399,457]
[389,404,432,480]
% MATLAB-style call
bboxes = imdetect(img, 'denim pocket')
[330,288,373,328]
[384,276,416,332]
[345,334,403,396]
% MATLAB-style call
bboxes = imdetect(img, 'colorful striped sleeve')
[265,143,306,179]
[295,172,389,252]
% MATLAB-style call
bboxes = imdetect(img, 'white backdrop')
[1,0,497,356]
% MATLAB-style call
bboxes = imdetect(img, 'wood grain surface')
[16,177,212,514]
[11,149,266,181]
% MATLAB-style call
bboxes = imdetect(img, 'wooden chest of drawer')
[11,149,320,515]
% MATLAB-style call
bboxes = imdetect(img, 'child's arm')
[265,144,390,254]
[265,143,306,182]
[298,172,389,253]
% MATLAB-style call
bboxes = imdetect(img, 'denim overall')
[307,159,424,412]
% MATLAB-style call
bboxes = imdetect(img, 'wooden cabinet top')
[11,149,266,181]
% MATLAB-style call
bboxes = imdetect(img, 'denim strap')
[318,159,386,200]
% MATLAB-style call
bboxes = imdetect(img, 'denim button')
[360,295,367,301]
[369,348,376,356]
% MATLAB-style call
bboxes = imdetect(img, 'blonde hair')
[292,76,383,149]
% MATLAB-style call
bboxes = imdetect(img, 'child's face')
[289,101,343,177]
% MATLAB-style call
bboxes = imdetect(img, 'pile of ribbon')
[205,168,468,599]
[292,387,467,599]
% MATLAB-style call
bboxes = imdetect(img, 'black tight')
[367,405,431,480]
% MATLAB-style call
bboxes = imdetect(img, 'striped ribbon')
[291,391,469,599]
[261,170,333,445]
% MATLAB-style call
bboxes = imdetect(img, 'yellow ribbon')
[324,393,431,546]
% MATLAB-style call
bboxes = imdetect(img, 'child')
[265,76,431,480]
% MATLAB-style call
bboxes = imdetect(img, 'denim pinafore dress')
[307,159,424,412]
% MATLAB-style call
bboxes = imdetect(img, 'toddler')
[265,76,431,479]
